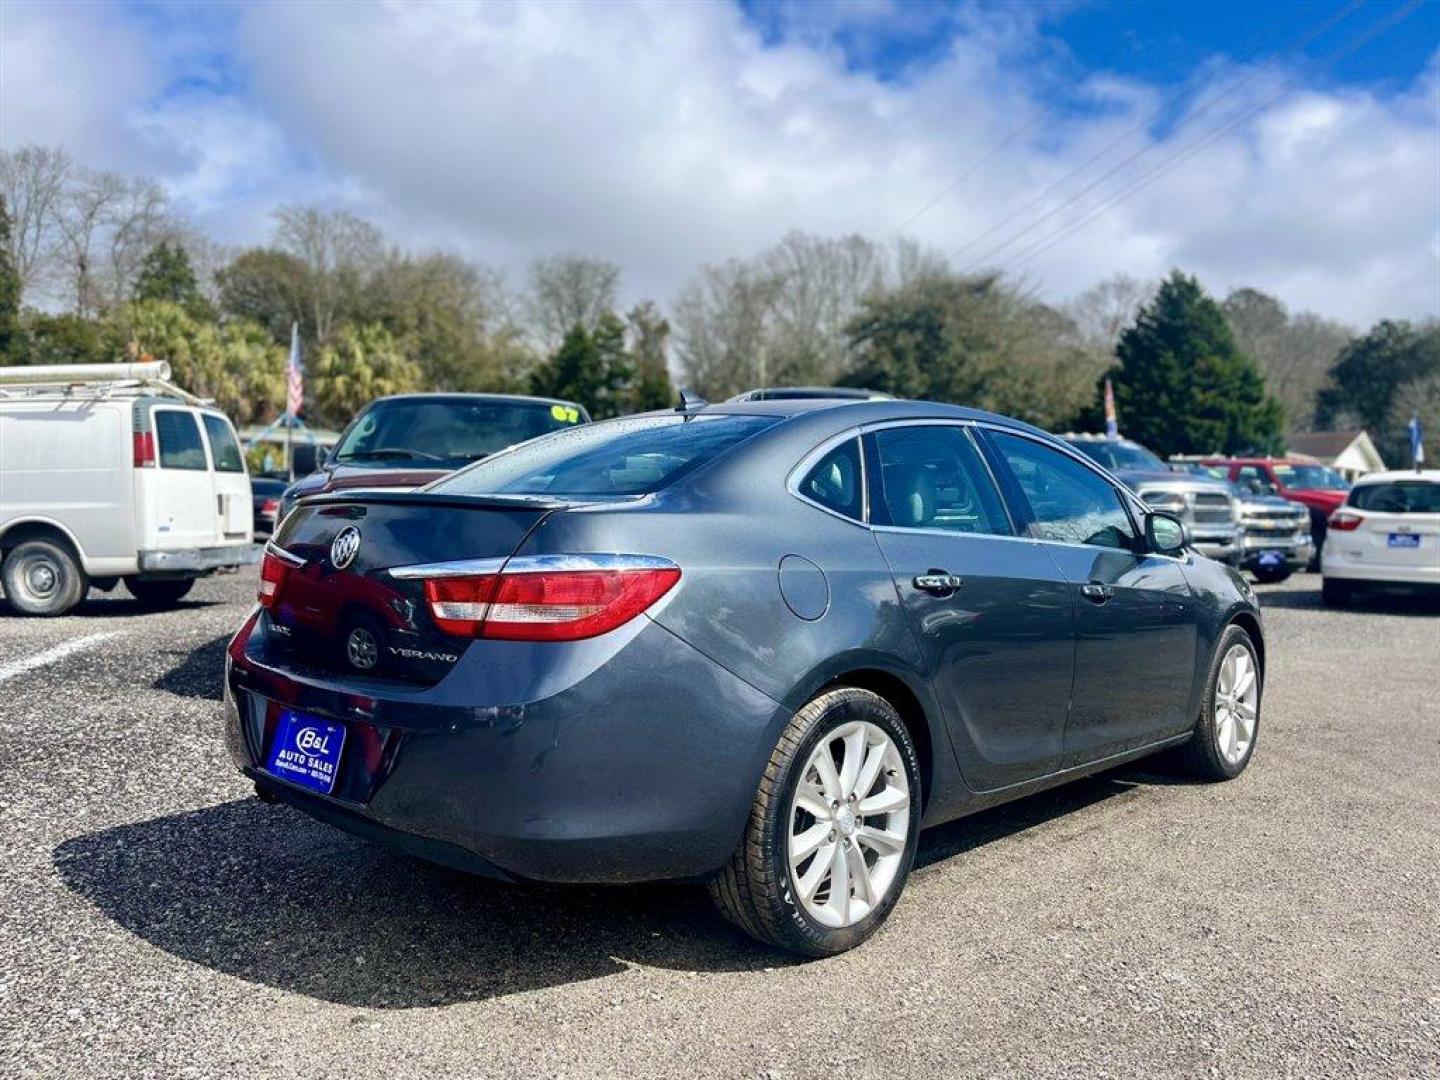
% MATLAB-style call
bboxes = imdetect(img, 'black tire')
[1,539,88,616]
[124,577,195,609]
[1252,566,1291,584]
[1175,624,1262,782]
[1321,577,1353,607]
[708,687,923,957]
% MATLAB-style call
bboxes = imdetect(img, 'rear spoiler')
[298,489,591,513]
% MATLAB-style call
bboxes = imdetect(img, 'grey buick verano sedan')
[225,397,1264,956]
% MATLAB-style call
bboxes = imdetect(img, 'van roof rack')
[0,361,213,407]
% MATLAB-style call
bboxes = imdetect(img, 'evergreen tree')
[133,241,215,320]
[1108,271,1284,456]
[0,196,21,359]
[529,313,635,419]
[625,301,673,412]
[1316,320,1439,454]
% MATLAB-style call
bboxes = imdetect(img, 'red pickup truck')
[1199,457,1351,568]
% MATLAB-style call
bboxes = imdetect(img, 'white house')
[1286,430,1386,481]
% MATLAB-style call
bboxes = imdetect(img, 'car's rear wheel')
[2,539,88,616]
[124,577,195,609]
[1176,624,1261,781]
[708,687,922,957]
[1321,577,1353,607]
[1252,566,1291,584]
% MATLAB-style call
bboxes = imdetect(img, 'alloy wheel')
[787,720,911,929]
[1214,644,1259,765]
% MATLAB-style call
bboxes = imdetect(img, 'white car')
[1321,469,1440,605]
[0,361,257,616]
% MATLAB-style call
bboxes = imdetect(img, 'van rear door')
[201,412,253,542]
[142,406,216,550]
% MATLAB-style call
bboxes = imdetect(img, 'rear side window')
[201,414,245,473]
[871,426,1011,535]
[1348,482,1440,513]
[797,438,864,521]
[431,414,779,497]
[990,432,1136,550]
[154,410,207,471]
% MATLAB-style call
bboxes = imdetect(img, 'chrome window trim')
[263,542,306,568]
[389,553,677,580]
[786,433,870,527]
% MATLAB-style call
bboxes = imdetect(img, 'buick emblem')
[330,526,361,570]
[346,626,378,670]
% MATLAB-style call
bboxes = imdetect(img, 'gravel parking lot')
[1,568,1437,1079]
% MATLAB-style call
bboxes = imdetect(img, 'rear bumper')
[1320,558,1440,588]
[223,611,788,885]
[140,543,260,574]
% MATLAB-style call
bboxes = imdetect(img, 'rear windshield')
[430,414,779,497]
[154,410,207,470]
[1348,481,1440,513]
[332,397,586,469]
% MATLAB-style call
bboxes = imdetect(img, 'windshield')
[1067,440,1167,473]
[430,413,780,497]
[333,398,585,468]
[1348,481,1440,513]
[1273,464,1349,491]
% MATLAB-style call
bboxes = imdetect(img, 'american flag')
[286,322,303,417]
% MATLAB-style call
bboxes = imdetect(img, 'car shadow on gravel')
[152,634,230,699]
[53,770,1171,1008]
[53,798,783,1008]
[1255,585,1440,616]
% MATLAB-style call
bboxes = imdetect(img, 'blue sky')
[2,0,1437,323]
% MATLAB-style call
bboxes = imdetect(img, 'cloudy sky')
[2,0,1437,324]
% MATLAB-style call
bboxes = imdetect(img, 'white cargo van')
[0,361,258,616]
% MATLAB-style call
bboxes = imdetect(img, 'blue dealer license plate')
[267,711,346,795]
[1388,533,1420,548]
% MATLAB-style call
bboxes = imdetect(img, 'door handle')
[913,572,964,596]
[1080,582,1113,604]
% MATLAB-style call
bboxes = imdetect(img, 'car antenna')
[675,387,707,415]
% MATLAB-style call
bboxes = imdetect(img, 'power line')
[996,0,1427,275]
[884,16,1159,240]
[950,0,1366,270]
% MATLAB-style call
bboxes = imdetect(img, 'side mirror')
[1146,511,1189,555]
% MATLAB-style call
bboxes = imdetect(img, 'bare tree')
[1223,287,1354,431]
[525,255,621,351]
[672,258,780,398]
[52,168,127,317]
[272,206,384,344]
[1064,273,1155,356]
[0,145,71,300]
[102,176,171,307]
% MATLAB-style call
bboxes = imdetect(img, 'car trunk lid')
[261,491,568,684]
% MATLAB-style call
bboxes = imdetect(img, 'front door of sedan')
[984,431,1200,765]
[866,424,1075,791]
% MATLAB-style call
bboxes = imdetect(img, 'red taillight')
[257,550,291,608]
[1328,510,1363,531]
[261,499,280,514]
[132,431,156,468]
[423,566,681,640]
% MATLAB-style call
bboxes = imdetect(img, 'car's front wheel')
[709,687,922,957]
[1176,624,1262,781]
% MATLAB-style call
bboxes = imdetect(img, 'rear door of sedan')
[865,422,1075,791]
[981,430,1200,764]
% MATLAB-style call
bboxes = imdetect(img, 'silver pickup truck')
[1062,435,1242,565]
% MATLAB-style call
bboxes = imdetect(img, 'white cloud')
[2,0,1436,324]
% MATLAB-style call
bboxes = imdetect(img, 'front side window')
[154,410,207,471]
[871,426,1011,535]
[1348,481,1440,513]
[431,413,779,497]
[797,438,864,521]
[201,414,245,473]
[990,432,1136,550]
[1236,466,1279,495]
